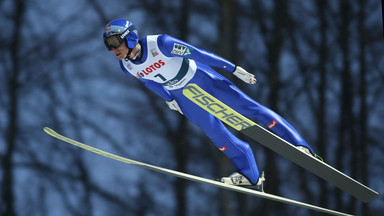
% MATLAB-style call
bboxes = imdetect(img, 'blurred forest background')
[1,0,383,215]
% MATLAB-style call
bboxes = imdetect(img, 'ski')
[44,127,352,216]
[182,83,378,203]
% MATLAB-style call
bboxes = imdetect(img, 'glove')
[233,66,257,84]
[166,99,183,115]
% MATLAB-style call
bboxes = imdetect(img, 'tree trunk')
[1,1,25,215]
[336,0,353,211]
[172,119,188,216]
[357,0,369,214]
[315,0,329,210]
[263,0,287,214]
[217,0,238,215]
[172,1,191,215]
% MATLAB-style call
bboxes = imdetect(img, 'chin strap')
[124,48,133,61]
[124,43,142,61]
[134,44,142,60]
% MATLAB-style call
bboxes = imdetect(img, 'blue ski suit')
[119,34,313,184]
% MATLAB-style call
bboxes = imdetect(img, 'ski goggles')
[104,34,124,50]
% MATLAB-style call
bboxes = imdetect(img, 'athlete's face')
[111,41,129,60]
[111,41,139,60]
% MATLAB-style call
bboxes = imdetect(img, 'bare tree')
[217,0,239,215]
[1,0,26,215]
[1,1,383,216]
[335,1,354,212]
[263,0,288,215]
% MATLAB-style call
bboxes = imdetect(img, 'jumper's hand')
[233,66,257,84]
[166,99,183,115]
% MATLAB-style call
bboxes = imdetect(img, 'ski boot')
[296,146,323,161]
[221,171,265,192]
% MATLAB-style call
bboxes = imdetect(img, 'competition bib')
[121,35,196,90]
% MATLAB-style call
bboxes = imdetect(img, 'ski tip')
[43,127,56,136]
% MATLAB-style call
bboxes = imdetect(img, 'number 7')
[154,74,166,81]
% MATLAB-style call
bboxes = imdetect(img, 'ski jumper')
[119,34,313,184]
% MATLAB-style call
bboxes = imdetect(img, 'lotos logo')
[137,60,165,78]
[219,146,227,151]
[268,120,277,129]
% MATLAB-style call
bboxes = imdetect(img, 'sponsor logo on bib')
[136,60,166,78]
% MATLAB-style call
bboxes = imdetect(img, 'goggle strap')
[119,25,137,40]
